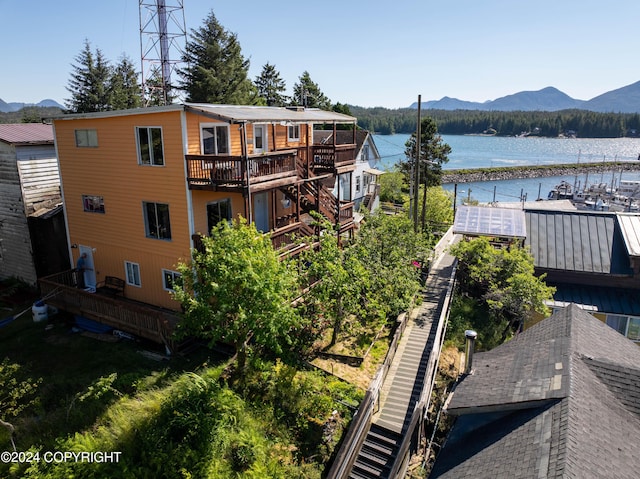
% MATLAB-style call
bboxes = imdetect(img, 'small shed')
[0,124,67,284]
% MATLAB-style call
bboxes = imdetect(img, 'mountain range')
[0,98,64,112]
[413,81,640,113]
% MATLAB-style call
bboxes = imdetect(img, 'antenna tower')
[139,0,187,105]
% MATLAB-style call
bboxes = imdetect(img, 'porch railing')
[310,144,356,172]
[339,201,354,225]
[186,150,297,188]
[39,270,178,351]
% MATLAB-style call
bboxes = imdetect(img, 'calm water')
[373,134,640,204]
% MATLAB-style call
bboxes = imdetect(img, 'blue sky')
[2,0,639,109]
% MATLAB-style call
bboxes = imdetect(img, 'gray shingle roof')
[430,304,640,478]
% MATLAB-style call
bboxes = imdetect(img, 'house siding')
[0,142,38,283]
[54,111,192,309]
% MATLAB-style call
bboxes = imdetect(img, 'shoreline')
[441,161,640,184]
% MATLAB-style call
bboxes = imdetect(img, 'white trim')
[135,126,165,166]
[200,122,230,155]
[124,261,142,287]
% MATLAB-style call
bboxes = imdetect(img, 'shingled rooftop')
[430,304,640,478]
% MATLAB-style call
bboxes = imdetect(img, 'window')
[162,269,182,291]
[288,124,300,142]
[606,314,640,341]
[82,195,105,213]
[355,175,361,194]
[361,144,369,162]
[137,127,164,165]
[201,124,229,155]
[207,199,232,233]
[125,261,141,287]
[75,129,98,147]
[143,202,171,240]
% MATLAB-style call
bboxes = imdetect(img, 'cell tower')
[139,0,187,105]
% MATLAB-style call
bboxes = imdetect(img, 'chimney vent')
[464,330,478,375]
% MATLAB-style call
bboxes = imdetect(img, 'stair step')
[352,461,384,478]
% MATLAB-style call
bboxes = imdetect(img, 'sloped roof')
[430,304,640,478]
[52,103,357,124]
[453,205,527,238]
[0,123,54,145]
[617,213,640,257]
[525,208,631,274]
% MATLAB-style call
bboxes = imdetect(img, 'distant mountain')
[0,98,64,112]
[416,81,640,113]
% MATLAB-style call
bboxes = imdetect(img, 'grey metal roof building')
[430,304,640,478]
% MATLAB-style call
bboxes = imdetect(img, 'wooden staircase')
[349,424,402,479]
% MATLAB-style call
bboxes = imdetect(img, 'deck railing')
[39,270,178,351]
[186,150,297,188]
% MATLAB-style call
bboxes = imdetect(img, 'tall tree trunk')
[420,182,428,231]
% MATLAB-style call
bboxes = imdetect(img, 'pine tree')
[178,10,257,104]
[291,71,331,110]
[255,63,288,106]
[109,55,142,110]
[65,40,112,113]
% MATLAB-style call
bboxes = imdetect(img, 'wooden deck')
[39,270,179,352]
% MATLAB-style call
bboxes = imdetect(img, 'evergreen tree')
[178,10,257,104]
[65,40,112,113]
[109,55,142,110]
[291,71,331,110]
[255,62,288,106]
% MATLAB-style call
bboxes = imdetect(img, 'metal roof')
[0,123,54,145]
[549,284,640,316]
[52,103,357,124]
[617,213,640,257]
[453,205,527,238]
[525,209,631,274]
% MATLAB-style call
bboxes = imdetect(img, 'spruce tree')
[291,71,331,110]
[65,40,112,113]
[109,55,142,110]
[255,63,288,106]
[178,10,257,104]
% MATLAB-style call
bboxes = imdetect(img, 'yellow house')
[40,104,357,350]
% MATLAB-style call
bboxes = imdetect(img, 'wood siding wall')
[0,143,38,283]
[54,111,192,309]
[16,145,61,214]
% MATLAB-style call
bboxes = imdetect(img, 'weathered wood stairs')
[346,238,458,479]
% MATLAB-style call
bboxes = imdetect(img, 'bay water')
[373,134,640,204]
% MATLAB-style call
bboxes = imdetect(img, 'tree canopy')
[173,219,299,371]
[292,71,331,110]
[255,63,288,106]
[179,10,258,105]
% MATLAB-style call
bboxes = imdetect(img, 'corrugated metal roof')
[550,284,640,316]
[617,213,640,257]
[52,103,357,124]
[525,209,630,273]
[453,205,527,238]
[0,123,54,145]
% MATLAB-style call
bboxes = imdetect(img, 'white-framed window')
[124,261,141,287]
[75,129,98,147]
[361,144,369,162]
[288,124,300,142]
[162,269,181,292]
[207,198,232,233]
[201,123,230,155]
[355,175,361,194]
[606,314,640,341]
[136,127,164,166]
[82,195,105,213]
[143,202,172,240]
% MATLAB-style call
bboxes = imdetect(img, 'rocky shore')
[441,161,640,184]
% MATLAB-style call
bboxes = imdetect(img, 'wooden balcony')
[311,144,357,173]
[186,150,298,191]
[39,270,179,352]
[339,201,355,225]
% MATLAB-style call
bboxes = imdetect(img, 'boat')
[547,181,574,200]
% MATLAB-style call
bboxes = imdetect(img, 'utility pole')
[413,95,422,232]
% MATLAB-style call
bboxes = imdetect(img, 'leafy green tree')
[379,170,408,204]
[255,62,288,106]
[292,71,331,110]
[65,40,112,113]
[172,219,299,371]
[450,237,555,345]
[399,116,451,230]
[179,10,258,104]
[108,55,142,110]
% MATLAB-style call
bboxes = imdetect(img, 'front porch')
[39,270,180,352]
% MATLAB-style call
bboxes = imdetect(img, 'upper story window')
[355,175,361,194]
[207,198,232,233]
[124,261,141,287]
[82,195,105,213]
[201,124,229,155]
[288,124,300,142]
[136,127,164,166]
[143,201,171,240]
[162,269,182,292]
[361,144,370,162]
[75,129,98,147]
